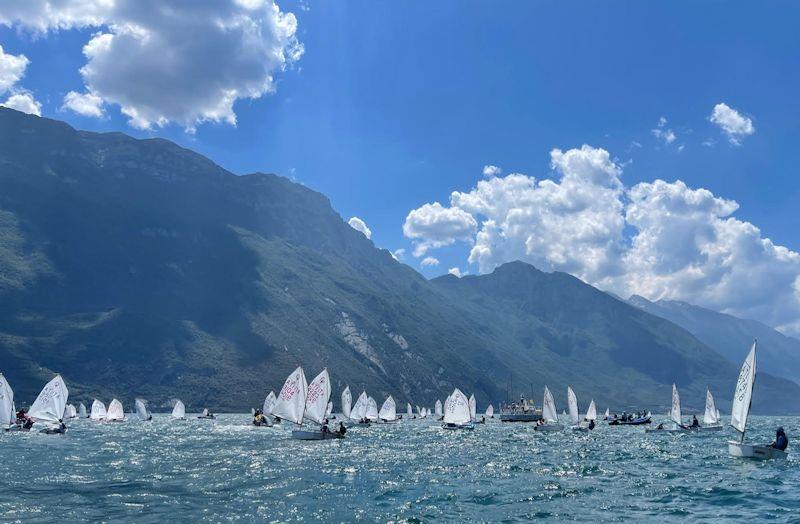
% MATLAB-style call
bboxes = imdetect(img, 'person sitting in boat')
[273,415,281,423]
[588,419,595,430]
[771,427,788,451]
[338,422,347,436]
[656,423,664,430]
[691,415,699,428]
[321,422,330,434]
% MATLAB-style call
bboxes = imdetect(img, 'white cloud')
[403,202,477,257]
[2,92,41,115]
[448,267,462,278]
[651,116,677,145]
[0,0,303,131]
[420,256,439,268]
[391,248,405,261]
[482,165,502,178]
[347,216,372,239]
[62,90,105,117]
[403,144,800,335]
[709,103,755,145]
[0,45,28,94]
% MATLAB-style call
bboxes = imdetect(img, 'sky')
[1,1,800,334]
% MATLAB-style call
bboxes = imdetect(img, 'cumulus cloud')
[62,90,104,117]
[0,45,28,93]
[448,267,462,277]
[1,92,41,115]
[709,103,755,145]
[482,165,502,178]
[0,0,303,131]
[403,144,800,335]
[651,116,677,145]
[403,202,477,257]
[420,256,439,268]
[347,216,372,239]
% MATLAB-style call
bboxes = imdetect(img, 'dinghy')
[171,400,186,420]
[272,367,342,440]
[442,388,474,430]
[67,404,78,419]
[485,404,494,419]
[567,387,586,432]
[603,408,610,421]
[728,341,787,460]
[584,400,597,430]
[646,384,687,433]
[79,402,88,418]
[435,399,443,418]
[28,375,69,434]
[135,398,152,421]
[535,386,563,432]
[197,408,215,419]
[0,374,15,431]
[379,395,398,422]
[90,399,107,421]
[263,391,277,417]
[350,391,369,426]
[106,399,125,421]
[406,402,413,419]
[341,387,352,420]
[366,396,379,422]
[698,388,723,431]
[421,407,428,419]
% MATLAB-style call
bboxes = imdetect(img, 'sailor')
[691,415,699,428]
[588,419,595,430]
[338,422,347,436]
[657,423,664,430]
[771,427,788,451]
[321,422,330,434]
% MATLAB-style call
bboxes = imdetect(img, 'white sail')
[421,408,427,418]
[604,408,609,419]
[716,408,721,421]
[379,395,397,421]
[90,399,107,420]
[444,388,470,425]
[135,398,150,420]
[485,404,494,418]
[172,400,185,419]
[567,386,579,426]
[351,391,368,421]
[416,405,422,417]
[468,394,477,422]
[670,384,682,426]
[406,403,413,416]
[542,386,558,423]
[341,387,352,419]
[272,366,308,425]
[366,396,379,421]
[704,388,718,425]
[586,400,597,421]
[326,401,333,418]
[435,399,443,416]
[731,341,756,435]
[107,399,124,421]
[0,374,14,427]
[263,391,277,415]
[67,404,77,418]
[79,402,87,418]
[28,375,69,425]
[303,368,330,425]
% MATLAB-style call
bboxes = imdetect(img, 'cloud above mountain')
[0,44,40,115]
[0,0,302,131]
[403,145,800,335]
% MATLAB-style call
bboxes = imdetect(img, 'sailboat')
[435,399,443,419]
[603,408,610,421]
[442,388,474,430]
[350,391,369,426]
[568,386,585,431]
[341,387,352,421]
[66,404,78,419]
[468,394,477,423]
[585,400,597,430]
[406,402,413,419]
[485,404,494,419]
[263,391,277,416]
[171,400,186,420]
[379,395,398,422]
[535,386,563,432]
[0,374,15,430]
[272,367,341,440]
[106,399,125,421]
[728,341,786,459]
[420,407,428,419]
[697,388,723,431]
[28,374,69,434]
[79,402,88,418]
[90,399,107,421]
[135,398,152,421]
[366,396,379,422]
[646,384,686,433]
[325,401,334,420]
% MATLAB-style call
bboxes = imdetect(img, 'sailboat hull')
[291,430,344,440]
[696,425,724,432]
[534,423,563,432]
[442,423,475,430]
[728,441,787,460]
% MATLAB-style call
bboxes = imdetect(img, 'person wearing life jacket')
[771,427,788,451]
[337,422,347,436]
[588,419,595,430]
[691,415,699,428]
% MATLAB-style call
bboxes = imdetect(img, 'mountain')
[629,295,800,385]
[1,107,798,414]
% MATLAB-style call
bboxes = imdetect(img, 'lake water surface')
[1,415,797,522]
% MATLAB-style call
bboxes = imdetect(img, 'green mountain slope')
[1,108,797,414]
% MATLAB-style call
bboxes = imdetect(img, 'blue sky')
[2,1,800,332]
